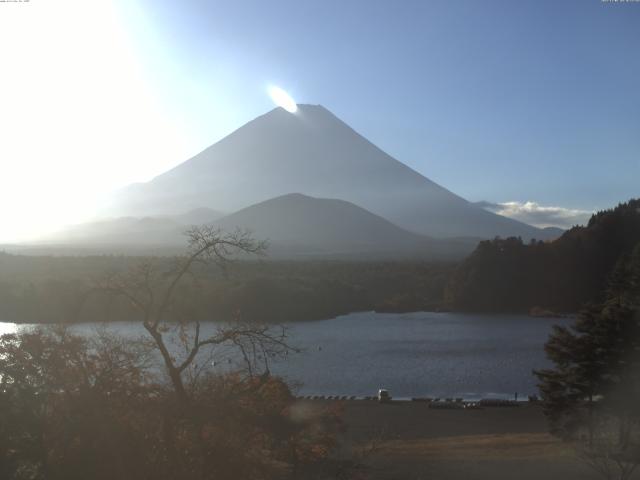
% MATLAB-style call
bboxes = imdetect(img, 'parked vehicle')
[377,389,391,403]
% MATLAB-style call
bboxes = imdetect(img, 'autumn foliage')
[0,328,348,480]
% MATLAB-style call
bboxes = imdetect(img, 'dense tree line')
[0,255,454,324]
[445,199,640,313]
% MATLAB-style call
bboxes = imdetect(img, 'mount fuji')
[107,104,552,242]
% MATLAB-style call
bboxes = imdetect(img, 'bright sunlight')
[268,86,298,113]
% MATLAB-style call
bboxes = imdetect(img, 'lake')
[0,311,569,399]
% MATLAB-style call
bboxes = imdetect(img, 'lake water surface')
[0,311,569,399]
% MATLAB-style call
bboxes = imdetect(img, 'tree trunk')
[144,324,189,403]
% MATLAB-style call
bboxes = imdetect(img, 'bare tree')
[575,414,640,480]
[89,226,294,402]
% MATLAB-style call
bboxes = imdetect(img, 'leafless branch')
[84,225,287,403]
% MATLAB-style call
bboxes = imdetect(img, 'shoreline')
[295,396,531,404]
[1,313,561,402]
[0,308,576,326]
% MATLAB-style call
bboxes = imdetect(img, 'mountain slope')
[39,195,474,259]
[108,104,553,240]
[47,208,224,246]
[212,193,474,259]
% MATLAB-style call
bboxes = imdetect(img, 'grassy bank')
[315,400,616,480]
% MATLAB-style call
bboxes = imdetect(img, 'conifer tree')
[535,243,640,479]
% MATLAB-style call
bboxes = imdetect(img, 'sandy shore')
[300,400,636,480]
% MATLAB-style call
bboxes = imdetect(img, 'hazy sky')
[0,0,638,240]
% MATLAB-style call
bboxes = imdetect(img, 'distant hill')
[540,226,565,238]
[166,207,224,226]
[213,193,476,259]
[445,198,640,312]
[107,104,555,241]
[32,195,475,259]
[47,217,184,245]
[44,207,224,247]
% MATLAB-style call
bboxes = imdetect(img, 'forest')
[445,199,640,313]
[2,198,638,325]
[0,253,454,325]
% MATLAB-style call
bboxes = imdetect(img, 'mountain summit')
[108,104,552,240]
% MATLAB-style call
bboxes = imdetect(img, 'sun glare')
[268,86,298,113]
[0,1,189,242]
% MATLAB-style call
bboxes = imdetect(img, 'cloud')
[476,201,592,229]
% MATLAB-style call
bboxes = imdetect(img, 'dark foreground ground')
[303,400,638,480]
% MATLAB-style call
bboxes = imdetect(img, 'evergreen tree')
[534,243,640,478]
[447,198,640,312]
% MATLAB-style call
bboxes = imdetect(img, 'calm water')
[0,311,569,399]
